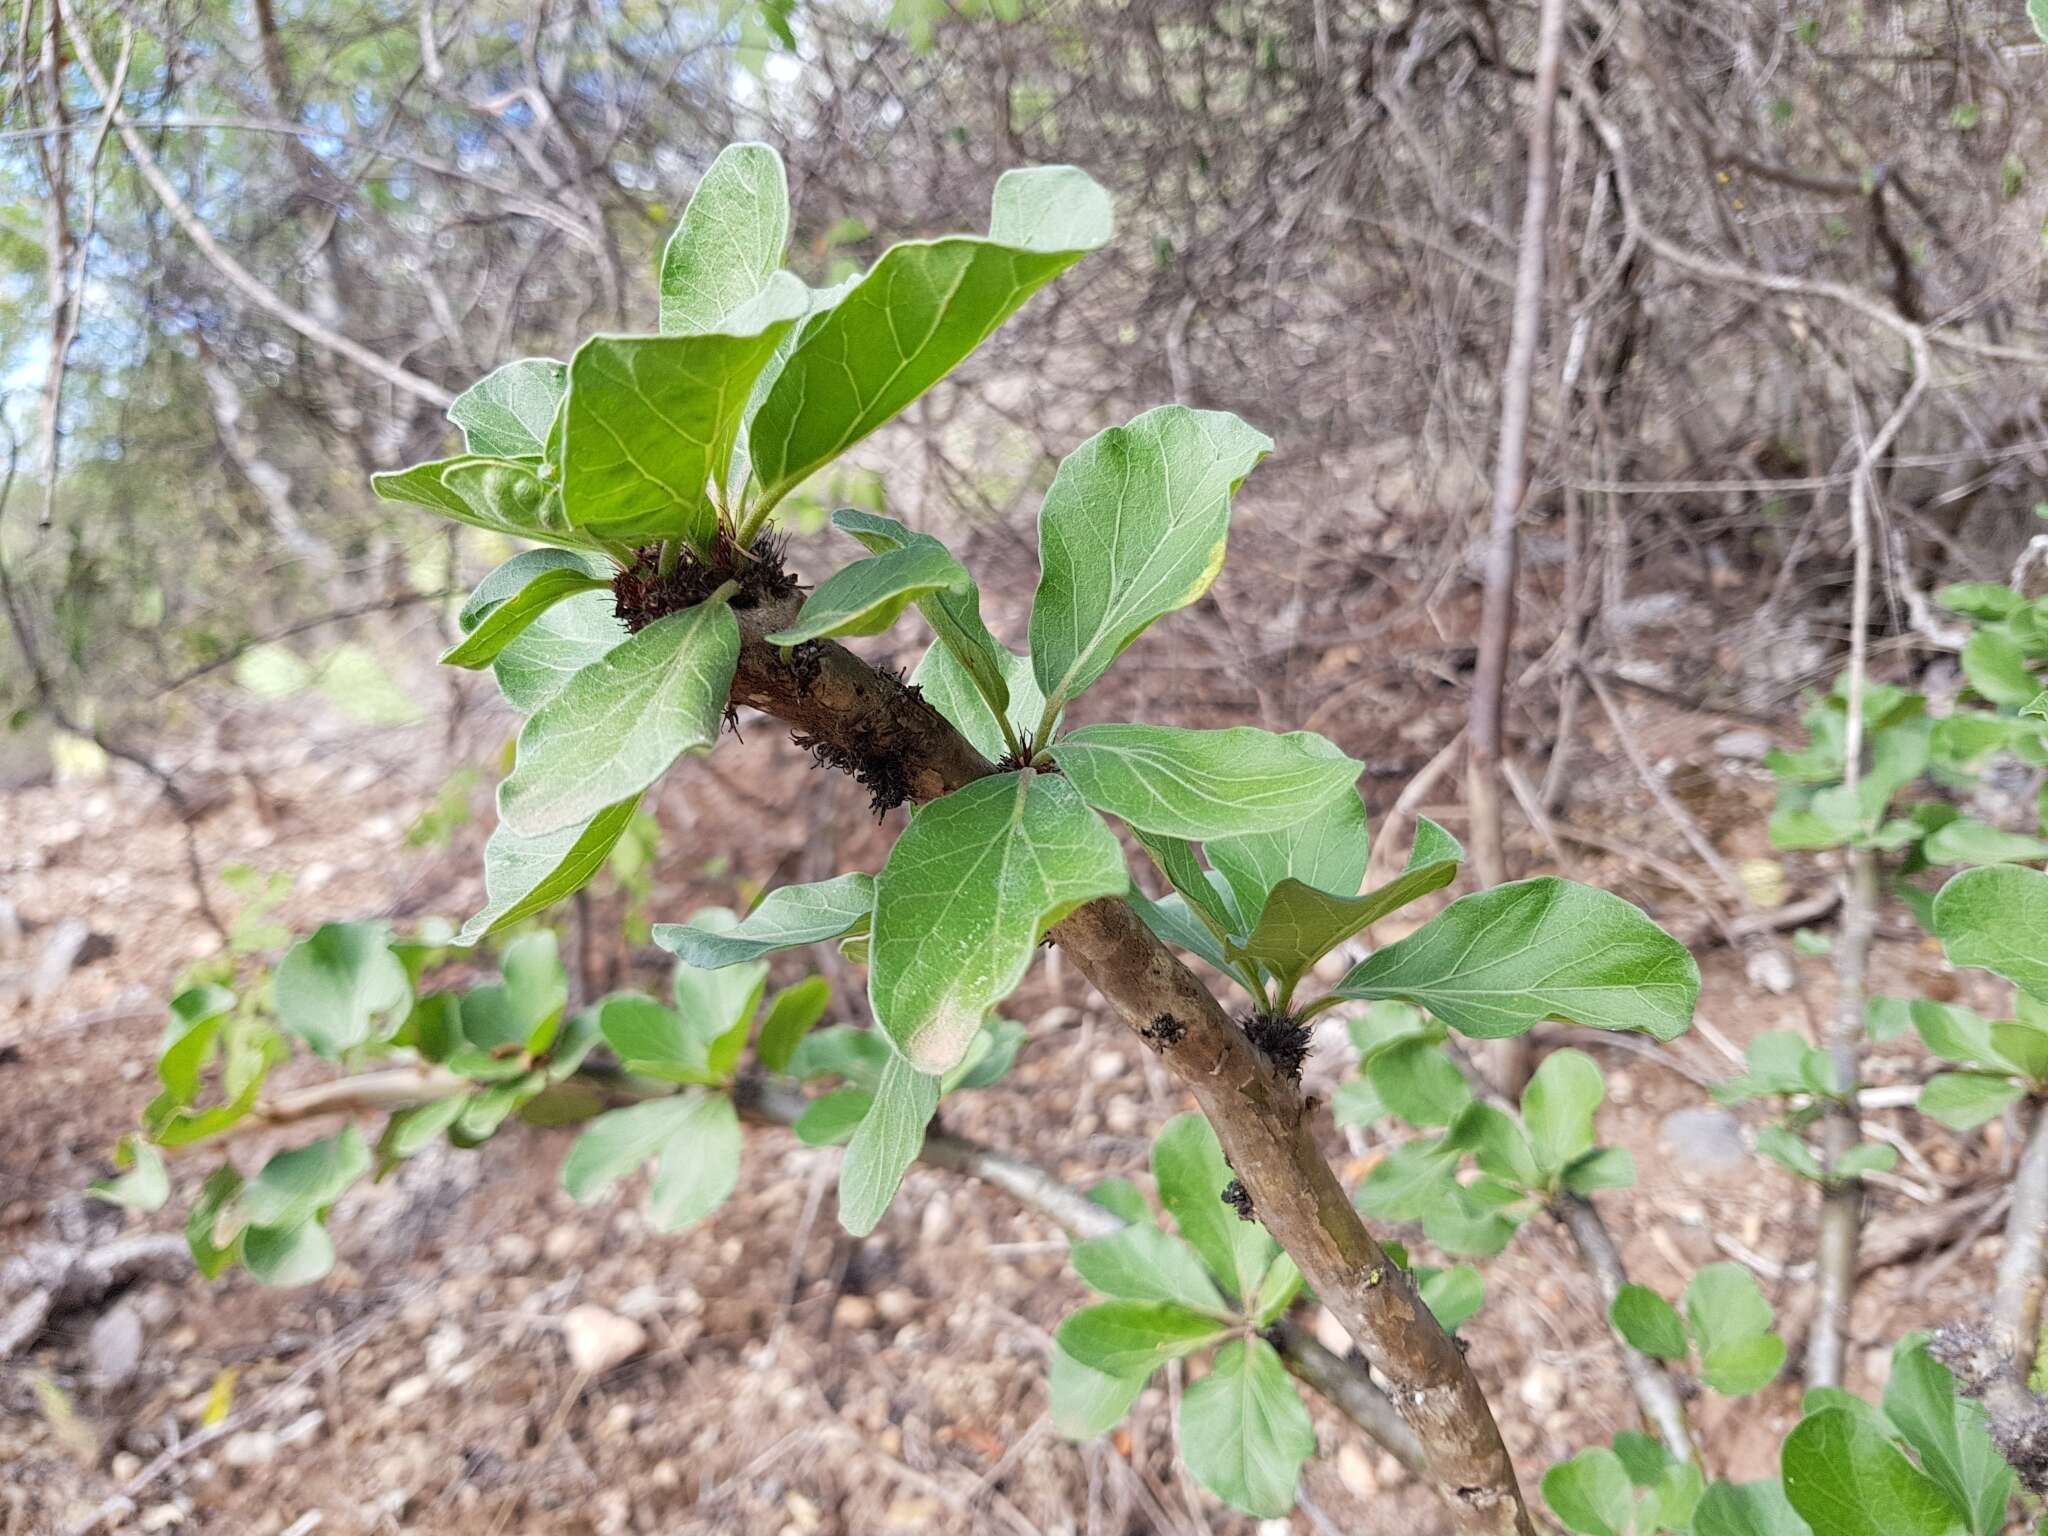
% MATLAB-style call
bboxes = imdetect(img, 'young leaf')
[912,639,1044,764]
[498,600,739,838]
[1542,1446,1637,1536]
[456,795,642,945]
[1135,832,1243,945]
[459,549,607,630]
[1561,1147,1636,1194]
[1417,1264,1486,1333]
[1178,1337,1316,1518]
[747,165,1113,509]
[1961,629,2038,708]
[793,1087,870,1146]
[1129,887,1236,975]
[90,1138,169,1212]
[1782,1406,1962,1536]
[459,931,567,1054]
[447,357,566,458]
[659,142,790,336]
[1521,1048,1604,1177]
[1367,1038,1473,1127]
[1087,1177,1154,1228]
[440,567,610,670]
[1252,1252,1305,1327]
[1071,1224,1230,1314]
[374,456,595,548]
[597,995,710,1082]
[837,1052,941,1236]
[756,977,833,1074]
[1691,1479,1812,1536]
[1934,863,2048,1001]
[238,1126,371,1231]
[1030,405,1272,712]
[560,1091,741,1232]
[562,285,807,547]
[274,922,410,1058]
[1207,789,1370,928]
[1609,1284,1689,1361]
[1756,1124,1825,1181]
[671,918,770,1076]
[1056,1300,1232,1377]
[763,543,973,645]
[240,1220,336,1286]
[1153,1112,1277,1303]
[1908,999,2003,1068]
[1443,1103,1544,1190]
[654,874,874,968]
[1882,1336,2012,1536]
[1918,1072,2026,1131]
[492,588,630,714]
[1356,1138,1463,1222]
[1332,878,1700,1041]
[1922,816,2048,866]
[1045,724,1361,841]
[1048,1343,1148,1438]
[186,1166,244,1280]
[838,511,1011,725]
[1234,817,1463,990]
[868,771,1125,1072]
[1685,1264,1785,1395]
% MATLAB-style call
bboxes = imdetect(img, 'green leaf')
[838,511,1012,727]
[1883,1336,2013,1536]
[1542,1447,1637,1536]
[1910,1000,2003,1068]
[1332,878,1700,1041]
[2032,0,2048,47]
[1057,1300,1230,1378]
[440,567,610,670]
[1030,406,1271,711]
[1562,1147,1637,1194]
[1923,816,2048,866]
[869,771,1125,1071]
[793,1087,871,1145]
[655,875,874,968]
[671,922,770,1078]
[1048,1344,1148,1438]
[1522,1048,1604,1177]
[90,1138,169,1212]
[1356,1137,1462,1222]
[492,589,629,714]
[1367,1038,1473,1127]
[1918,1072,2026,1131]
[747,165,1112,509]
[1992,1021,2048,1082]
[1046,725,1360,841]
[598,995,709,1082]
[561,1091,741,1232]
[239,1126,371,1231]
[1939,582,2026,621]
[155,984,236,1105]
[460,549,606,630]
[274,923,410,1058]
[240,1220,336,1286]
[1935,864,2048,1000]
[1782,1406,1963,1536]
[1442,1102,1544,1189]
[1756,1124,1826,1181]
[1831,1142,1898,1181]
[1207,790,1370,929]
[1137,833,1244,945]
[499,599,738,837]
[1071,1224,1230,1314]
[377,1095,467,1167]
[373,456,594,548]
[912,639,1043,764]
[1686,1264,1785,1395]
[185,1166,243,1280]
[562,290,806,546]
[1251,1253,1305,1327]
[659,142,790,336]
[1610,1285,1690,1361]
[1087,1178,1154,1228]
[1234,818,1462,990]
[459,931,567,1054]
[1692,1480,1812,1536]
[1418,1264,1485,1333]
[757,977,833,1074]
[1963,630,2039,708]
[837,1052,941,1235]
[448,357,566,458]
[1178,1337,1315,1518]
[764,543,973,645]
[1153,1112,1277,1302]
[456,795,642,945]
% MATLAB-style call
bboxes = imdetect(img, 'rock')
[1311,1307,1352,1357]
[221,1430,279,1468]
[918,1195,953,1247]
[1714,729,1773,762]
[874,1288,917,1325]
[89,1302,145,1389]
[29,919,96,1003]
[139,1506,184,1532]
[111,1452,142,1481]
[561,1305,647,1376]
[1745,946,1796,996]
[1337,1440,1377,1498]
[1519,1363,1566,1416]
[493,1233,537,1272]
[833,1295,877,1331]
[385,1374,431,1409]
[1089,1049,1125,1082]
[424,1326,464,1376]
[1660,1107,1749,1175]
[1103,1095,1141,1136]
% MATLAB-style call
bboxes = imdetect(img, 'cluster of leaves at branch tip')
[367,138,1704,1123]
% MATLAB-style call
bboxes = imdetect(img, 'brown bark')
[729,596,1534,1533]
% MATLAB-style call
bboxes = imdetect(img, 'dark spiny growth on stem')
[1931,1323,2048,1495]
[1242,1012,1311,1080]
[1221,1178,1256,1222]
[612,532,800,631]
[791,669,934,816]
[1140,1012,1187,1047]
